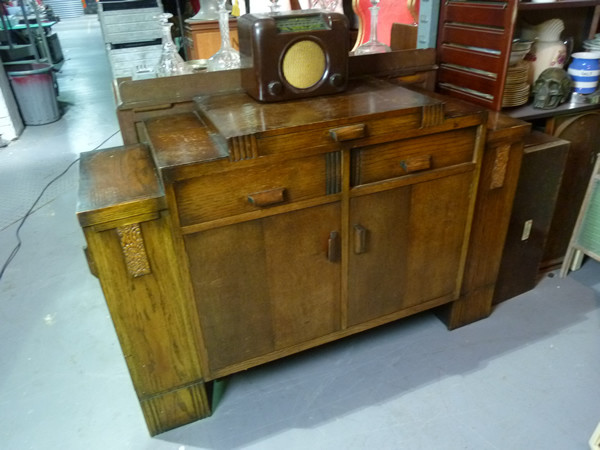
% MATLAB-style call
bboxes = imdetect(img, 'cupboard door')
[493,134,569,304]
[542,112,600,269]
[348,172,474,326]
[184,203,341,374]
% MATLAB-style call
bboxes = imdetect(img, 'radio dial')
[329,73,344,87]
[268,81,283,96]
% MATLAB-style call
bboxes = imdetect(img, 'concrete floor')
[1,16,599,450]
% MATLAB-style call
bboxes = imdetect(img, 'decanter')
[269,0,281,14]
[187,0,219,21]
[207,0,241,71]
[156,13,190,77]
[309,0,339,11]
[353,0,391,55]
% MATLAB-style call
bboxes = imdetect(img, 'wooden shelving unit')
[436,0,600,112]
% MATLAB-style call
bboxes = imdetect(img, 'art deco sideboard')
[77,53,530,435]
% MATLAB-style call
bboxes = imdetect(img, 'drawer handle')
[400,154,432,173]
[327,231,340,262]
[247,187,286,207]
[329,124,366,142]
[354,224,367,254]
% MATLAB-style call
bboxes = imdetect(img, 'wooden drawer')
[257,113,424,156]
[175,153,337,227]
[195,79,448,159]
[351,127,478,186]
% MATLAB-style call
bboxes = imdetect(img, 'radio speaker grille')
[282,40,326,90]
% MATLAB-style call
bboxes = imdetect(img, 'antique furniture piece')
[561,156,600,277]
[493,131,569,304]
[438,109,529,327]
[238,11,349,102]
[185,18,239,60]
[539,110,600,269]
[436,0,600,111]
[436,0,600,276]
[98,0,164,79]
[506,107,600,271]
[78,51,530,435]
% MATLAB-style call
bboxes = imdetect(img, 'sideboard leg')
[437,287,494,330]
[140,380,213,436]
[438,117,530,330]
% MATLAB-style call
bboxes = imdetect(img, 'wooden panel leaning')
[77,144,211,435]
[541,111,600,270]
[561,156,600,277]
[494,132,569,303]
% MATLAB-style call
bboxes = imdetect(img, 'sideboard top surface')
[77,144,166,227]
[140,78,487,183]
[195,77,445,140]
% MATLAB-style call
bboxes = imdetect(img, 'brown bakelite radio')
[238,11,349,102]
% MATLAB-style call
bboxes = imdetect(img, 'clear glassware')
[207,0,241,71]
[156,13,191,77]
[309,0,339,11]
[353,0,391,55]
[269,0,281,14]
[187,0,219,21]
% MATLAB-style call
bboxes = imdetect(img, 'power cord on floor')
[0,130,121,283]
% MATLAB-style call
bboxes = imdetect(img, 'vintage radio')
[238,11,349,102]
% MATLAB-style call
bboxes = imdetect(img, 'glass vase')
[269,0,281,14]
[207,0,241,71]
[308,0,339,11]
[156,13,190,77]
[353,0,391,55]
[188,0,219,21]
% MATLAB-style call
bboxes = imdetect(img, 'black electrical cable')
[0,130,121,282]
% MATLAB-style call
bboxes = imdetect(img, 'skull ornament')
[532,68,573,109]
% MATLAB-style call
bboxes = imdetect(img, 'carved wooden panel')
[326,151,342,195]
[421,103,445,128]
[116,223,152,277]
[490,143,510,189]
[229,135,258,162]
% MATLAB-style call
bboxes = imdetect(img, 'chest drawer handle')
[247,187,287,207]
[329,124,367,142]
[400,154,432,173]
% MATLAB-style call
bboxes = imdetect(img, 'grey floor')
[1,16,599,450]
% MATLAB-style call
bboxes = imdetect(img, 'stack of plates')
[503,61,531,107]
[584,34,600,51]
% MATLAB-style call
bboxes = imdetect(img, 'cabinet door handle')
[247,187,286,207]
[400,154,432,173]
[329,124,366,142]
[354,224,367,254]
[327,231,340,262]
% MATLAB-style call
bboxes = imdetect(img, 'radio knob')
[329,73,344,87]
[267,81,283,96]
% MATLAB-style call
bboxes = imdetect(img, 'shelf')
[518,0,600,10]
[505,99,600,120]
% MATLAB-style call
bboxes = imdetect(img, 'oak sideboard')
[77,69,529,435]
